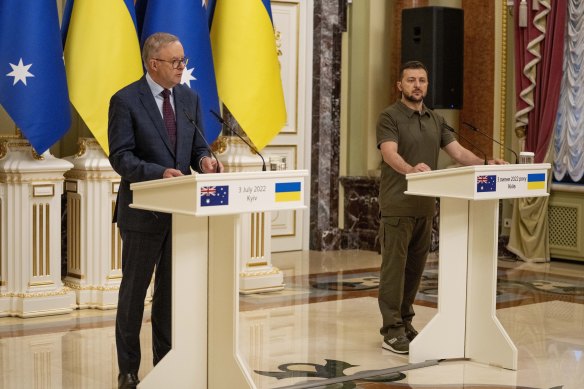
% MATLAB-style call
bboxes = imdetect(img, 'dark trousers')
[378,216,432,339]
[116,228,172,374]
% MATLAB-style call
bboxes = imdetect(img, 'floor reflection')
[1,250,583,388]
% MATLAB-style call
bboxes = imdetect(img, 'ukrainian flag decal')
[527,173,546,190]
[275,182,301,202]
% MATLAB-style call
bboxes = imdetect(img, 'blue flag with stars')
[476,175,497,193]
[136,0,222,143]
[0,0,71,154]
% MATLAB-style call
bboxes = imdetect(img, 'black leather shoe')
[118,372,140,389]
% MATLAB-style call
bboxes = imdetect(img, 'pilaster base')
[0,288,76,318]
[63,280,121,310]
[239,268,284,295]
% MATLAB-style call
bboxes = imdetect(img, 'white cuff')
[199,156,210,173]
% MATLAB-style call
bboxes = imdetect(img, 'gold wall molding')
[62,280,120,292]
[499,0,509,158]
[240,267,282,277]
[247,261,269,268]
[32,184,55,197]
[0,287,71,299]
[0,174,68,183]
[64,171,120,181]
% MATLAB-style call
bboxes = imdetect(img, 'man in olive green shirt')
[376,61,506,354]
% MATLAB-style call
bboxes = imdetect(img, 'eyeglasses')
[153,57,189,69]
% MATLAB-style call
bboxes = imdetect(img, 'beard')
[402,89,425,103]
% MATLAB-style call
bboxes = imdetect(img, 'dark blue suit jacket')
[108,75,210,233]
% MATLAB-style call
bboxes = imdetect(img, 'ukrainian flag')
[62,0,143,155]
[275,182,301,202]
[209,0,286,151]
[527,173,546,190]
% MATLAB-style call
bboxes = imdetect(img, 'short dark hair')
[399,61,428,79]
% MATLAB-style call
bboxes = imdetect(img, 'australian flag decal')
[200,185,229,206]
[476,175,497,192]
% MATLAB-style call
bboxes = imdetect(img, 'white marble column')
[215,136,284,294]
[0,137,75,318]
[62,138,123,309]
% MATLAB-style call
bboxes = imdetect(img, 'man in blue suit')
[108,32,223,389]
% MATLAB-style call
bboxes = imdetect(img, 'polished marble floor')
[1,250,584,388]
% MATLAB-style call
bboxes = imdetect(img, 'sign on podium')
[130,170,308,388]
[405,164,550,370]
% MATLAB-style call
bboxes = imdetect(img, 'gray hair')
[142,32,180,65]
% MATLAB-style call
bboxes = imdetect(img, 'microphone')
[183,109,220,173]
[442,122,488,165]
[462,122,518,164]
[210,109,267,171]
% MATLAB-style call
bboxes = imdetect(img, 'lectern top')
[130,169,309,216]
[405,163,551,200]
[131,169,308,190]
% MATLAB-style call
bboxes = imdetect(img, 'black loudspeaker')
[401,7,464,109]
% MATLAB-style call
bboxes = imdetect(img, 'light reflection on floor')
[1,250,583,389]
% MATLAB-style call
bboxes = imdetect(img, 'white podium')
[129,170,308,388]
[406,164,550,370]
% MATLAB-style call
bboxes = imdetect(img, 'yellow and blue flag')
[209,0,286,151]
[275,182,301,202]
[0,0,71,154]
[527,173,546,190]
[62,0,143,155]
[136,0,221,143]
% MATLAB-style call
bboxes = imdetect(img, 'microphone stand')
[183,109,221,173]
[443,122,488,165]
[210,110,267,171]
[462,122,518,164]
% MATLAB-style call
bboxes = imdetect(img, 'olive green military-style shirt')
[376,100,456,217]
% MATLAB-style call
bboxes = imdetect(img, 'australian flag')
[476,175,497,192]
[200,185,229,207]
[0,0,71,154]
[136,0,222,143]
